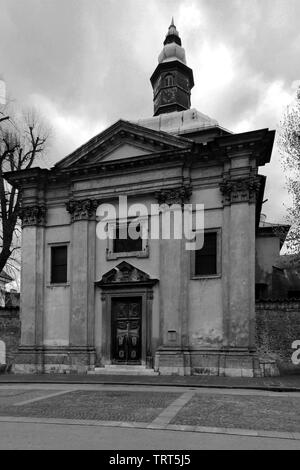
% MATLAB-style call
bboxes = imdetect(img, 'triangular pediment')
[55,119,192,169]
[100,143,153,162]
[96,261,158,286]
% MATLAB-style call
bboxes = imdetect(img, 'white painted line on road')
[14,389,74,406]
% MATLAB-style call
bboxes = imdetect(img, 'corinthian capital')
[19,204,47,227]
[66,199,98,222]
[155,185,192,206]
[219,176,261,205]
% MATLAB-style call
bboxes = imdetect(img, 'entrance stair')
[88,365,159,376]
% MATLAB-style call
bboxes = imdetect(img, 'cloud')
[29,93,107,166]
[0,0,299,221]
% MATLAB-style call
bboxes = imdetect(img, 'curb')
[0,376,300,393]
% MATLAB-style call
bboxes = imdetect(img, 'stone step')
[88,365,159,376]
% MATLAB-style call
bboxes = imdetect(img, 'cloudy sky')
[1,0,299,222]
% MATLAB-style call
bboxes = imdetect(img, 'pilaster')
[13,204,47,372]
[220,173,261,375]
[66,199,97,353]
[19,204,47,347]
[154,185,192,375]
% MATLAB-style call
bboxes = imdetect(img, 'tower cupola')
[150,19,194,116]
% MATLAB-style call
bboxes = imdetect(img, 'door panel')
[112,298,142,364]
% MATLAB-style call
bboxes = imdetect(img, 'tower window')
[164,74,174,87]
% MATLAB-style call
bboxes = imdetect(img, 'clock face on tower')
[161,87,175,104]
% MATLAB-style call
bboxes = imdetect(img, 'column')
[66,199,97,368]
[220,174,261,375]
[154,186,191,375]
[17,204,46,371]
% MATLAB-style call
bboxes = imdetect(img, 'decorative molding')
[19,204,47,227]
[155,185,192,206]
[66,199,99,222]
[96,261,158,288]
[147,290,154,301]
[106,218,149,260]
[219,176,261,205]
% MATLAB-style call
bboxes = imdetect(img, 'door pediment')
[96,261,158,287]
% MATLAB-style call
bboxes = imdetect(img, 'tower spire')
[164,17,181,46]
[150,20,194,116]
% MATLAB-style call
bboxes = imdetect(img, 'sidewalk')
[1,372,300,391]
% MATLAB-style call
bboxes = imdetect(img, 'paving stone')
[170,393,300,433]
[0,390,180,423]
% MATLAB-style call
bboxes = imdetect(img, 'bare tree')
[0,113,9,124]
[278,86,300,256]
[0,108,49,278]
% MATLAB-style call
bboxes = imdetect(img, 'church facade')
[5,21,275,376]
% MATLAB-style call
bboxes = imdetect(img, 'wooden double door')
[111,297,142,364]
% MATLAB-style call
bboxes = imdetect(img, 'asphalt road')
[1,383,300,450]
[0,421,300,450]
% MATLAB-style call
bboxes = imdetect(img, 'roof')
[131,108,223,136]
[3,121,275,188]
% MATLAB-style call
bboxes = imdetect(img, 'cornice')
[150,60,194,87]
[3,128,275,191]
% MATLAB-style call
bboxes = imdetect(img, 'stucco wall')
[188,200,223,348]
[43,222,71,346]
[256,300,300,374]
[189,278,223,348]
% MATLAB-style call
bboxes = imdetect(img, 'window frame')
[191,228,222,279]
[48,242,70,286]
[106,217,149,260]
[164,74,174,87]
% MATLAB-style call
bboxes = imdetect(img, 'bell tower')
[150,18,194,116]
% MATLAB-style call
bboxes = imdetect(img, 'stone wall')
[0,307,21,370]
[256,300,300,374]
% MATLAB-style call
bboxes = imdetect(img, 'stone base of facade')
[154,348,192,376]
[11,346,280,377]
[258,357,280,377]
[155,348,277,377]
[12,346,96,374]
[189,349,263,377]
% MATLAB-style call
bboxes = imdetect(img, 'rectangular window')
[194,231,218,276]
[113,222,143,254]
[51,245,68,283]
